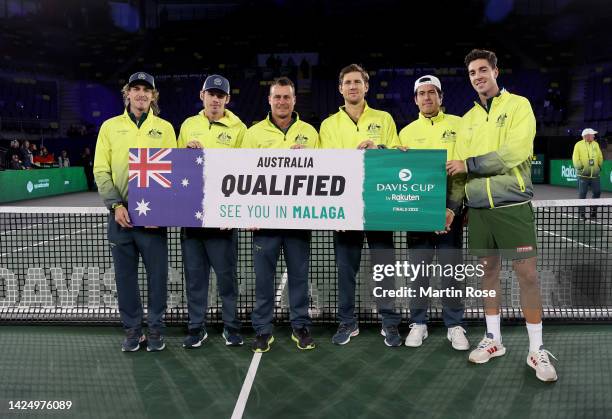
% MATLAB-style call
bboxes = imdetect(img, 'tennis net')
[1,198,611,324]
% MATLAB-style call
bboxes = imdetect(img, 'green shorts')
[467,203,538,259]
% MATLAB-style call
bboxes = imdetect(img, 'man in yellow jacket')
[178,74,247,349]
[572,128,604,218]
[243,77,319,353]
[94,72,176,352]
[320,64,402,347]
[447,49,557,382]
[399,75,468,350]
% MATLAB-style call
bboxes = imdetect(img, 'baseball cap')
[581,128,598,136]
[414,75,442,93]
[202,74,230,95]
[128,72,155,89]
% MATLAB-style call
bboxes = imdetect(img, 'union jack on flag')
[128,148,173,188]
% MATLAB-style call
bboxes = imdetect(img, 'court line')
[541,207,612,230]
[0,216,68,236]
[0,223,106,257]
[537,227,612,256]
[274,269,289,307]
[231,352,262,419]
[231,267,288,418]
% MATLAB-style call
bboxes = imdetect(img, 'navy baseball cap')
[128,72,155,89]
[202,74,230,95]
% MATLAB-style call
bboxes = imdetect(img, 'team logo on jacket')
[441,130,457,140]
[148,129,162,138]
[295,134,309,145]
[496,113,507,128]
[217,132,232,145]
[367,123,382,135]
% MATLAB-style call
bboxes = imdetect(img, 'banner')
[549,159,578,187]
[127,148,446,231]
[549,159,612,192]
[531,153,545,184]
[0,167,88,203]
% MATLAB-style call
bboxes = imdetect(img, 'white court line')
[230,268,288,418]
[0,223,106,257]
[274,269,289,307]
[0,216,68,236]
[541,207,612,230]
[537,227,612,255]
[231,352,262,419]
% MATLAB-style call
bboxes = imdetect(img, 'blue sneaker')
[183,329,208,349]
[381,325,402,347]
[147,330,166,352]
[222,328,244,346]
[122,329,145,352]
[332,323,359,345]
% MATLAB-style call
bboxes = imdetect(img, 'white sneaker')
[404,323,428,347]
[527,346,558,382]
[447,326,470,351]
[468,333,506,363]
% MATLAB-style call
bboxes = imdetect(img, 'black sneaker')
[291,327,316,350]
[251,333,274,353]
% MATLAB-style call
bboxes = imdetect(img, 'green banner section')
[362,149,446,231]
[549,159,578,187]
[531,153,545,184]
[549,159,612,192]
[602,160,612,192]
[0,167,88,203]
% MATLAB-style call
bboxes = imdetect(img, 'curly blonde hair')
[121,83,160,115]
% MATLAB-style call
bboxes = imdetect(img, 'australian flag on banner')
[128,148,205,227]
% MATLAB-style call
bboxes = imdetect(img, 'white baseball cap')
[581,128,598,136]
[414,75,442,93]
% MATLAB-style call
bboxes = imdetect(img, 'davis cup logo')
[214,78,222,86]
[399,169,412,182]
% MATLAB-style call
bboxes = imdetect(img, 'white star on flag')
[195,211,203,220]
[135,199,151,216]
[181,178,189,187]
[195,156,203,165]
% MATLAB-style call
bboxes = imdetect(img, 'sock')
[526,322,543,352]
[485,314,501,343]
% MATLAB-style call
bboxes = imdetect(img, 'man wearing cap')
[319,63,403,348]
[447,49,558,382]
[242,77,318,353]
[178,74,247,348]
[94,72,176,352]
[573,128,604,219]
[399,75,468,350]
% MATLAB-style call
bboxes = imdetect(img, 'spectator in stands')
[58,150,70,167]
[573,128,604,219]
[9,153,24,170]
[35,145,54,165]
[94,71,176,352]
[39,145,48,158]
[81,147,95,190]
[177,74,246,349]
[20,140,33,168]
[6,140,21,167]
